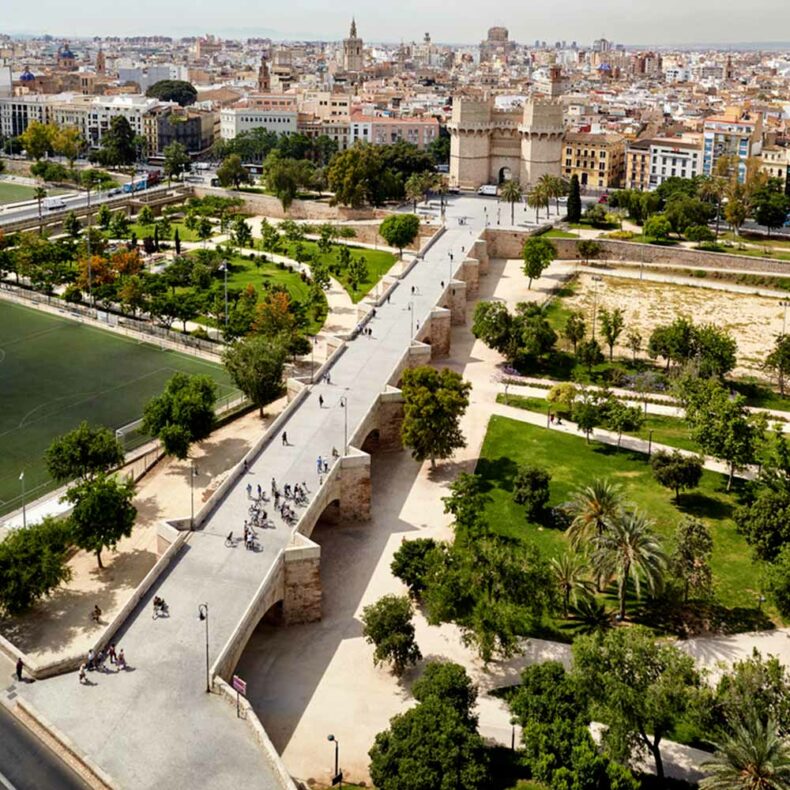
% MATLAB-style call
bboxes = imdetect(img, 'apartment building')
[760,145,790,192]
[219,96,297,140]
[562,131,626,189]
[296,114,349,151]
[702,108,763,182]
[349,112,439,149]
[299,91,351,122]
[625,138,650,190]
[647,136,703,188]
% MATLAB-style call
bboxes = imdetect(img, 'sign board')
[232,675,247,695]
[331,772,343,786]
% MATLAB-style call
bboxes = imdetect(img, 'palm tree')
[701,715,790,790]
[34,186,47,234]
[566,479,624,552]
[538,174,564,216]
[550,552,595,617]
[405,173,424,212]
[527,184,550,223]
[593,509,667,620]
[500,178,523,225]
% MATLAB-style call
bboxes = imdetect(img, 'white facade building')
[648,136,703,188]
[219,103,297,140]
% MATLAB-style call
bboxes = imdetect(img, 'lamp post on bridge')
[190,463,198,530]
[339,396,348,457]
[198,603,210,693]
[327,734,342,787]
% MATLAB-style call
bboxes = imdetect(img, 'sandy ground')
[0,405,282,664]
[563,272,786,377]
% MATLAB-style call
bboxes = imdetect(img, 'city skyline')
[4,0,790,45]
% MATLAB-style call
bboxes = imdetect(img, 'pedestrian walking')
[108,644,117,665]
[79,664,87,684]
[316,455,323,473]
[87,649,95,671]
[246,483,252,499]
[319,394,324,408]
[257,483,262,499]
[243,459,248,473]
[117,650,126,669]
[271,477,276,494]
[15,658,23,682]
[282,432,288,446]
[326,373,332,384]
[387,294,391,304]
[411,285,415,294]
[323,460,329,473]
[441,280,445,288]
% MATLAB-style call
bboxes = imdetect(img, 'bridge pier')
[471,238,490,275]
[427,308,451,358]
[338,452,371,522]
[282,535,322,625]
[461,258,480,297]
[378,389,405,451]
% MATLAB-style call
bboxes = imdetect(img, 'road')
[18,195,542,789]
[0,703,87,790]
[0,184,173,227]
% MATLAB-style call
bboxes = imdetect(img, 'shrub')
[512,463,551,521]
[390,538,438,598]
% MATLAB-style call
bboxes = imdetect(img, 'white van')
[477,184,498,197]
[43,196,67,211]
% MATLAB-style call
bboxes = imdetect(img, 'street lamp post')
[327,734,341,787]
[781,300,790,335]
[339,396,348,457]
[647,429,654,458]
[591,275,603,340]
[190,463,198,530]
[198,604,210,693]
[408,301,414,337]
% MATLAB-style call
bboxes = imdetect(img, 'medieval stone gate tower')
[448,97,564,190]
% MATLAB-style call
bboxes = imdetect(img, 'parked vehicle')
[477,184,498,197]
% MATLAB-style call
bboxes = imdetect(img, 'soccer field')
[0,301,238,517]
[0,182,67,205]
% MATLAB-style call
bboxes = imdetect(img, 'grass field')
[477,416,763,614]
[0,300,237,516]
[0,182,66,206]
[277,239,397,302]
[103,220,202,243]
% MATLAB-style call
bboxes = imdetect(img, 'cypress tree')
[567,174,582,223]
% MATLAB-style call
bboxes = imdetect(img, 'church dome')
[20,68,35,81]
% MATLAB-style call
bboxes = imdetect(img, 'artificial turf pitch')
[0,300,237,516]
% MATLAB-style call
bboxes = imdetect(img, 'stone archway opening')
[361,429,381,455]
[498,166,512,184]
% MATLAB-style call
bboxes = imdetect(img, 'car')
[448,185,460,194]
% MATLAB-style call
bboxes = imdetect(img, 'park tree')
[547,382,578,418]
[65,474,137,568]
[599,306,625,361]
[53,126,84,168]
[700,714,790,790]
[651,450,703,500]
[231,216,252,249]
[216,154,250,189]
[142,373,217,459]
[163,142,191,182]
[577,337,605,374]
[391,538,439,599]
[222,335,287,417]
[20,120,55,160]
[550,552,595,617]
[145,79,197,106]
[567,174,582,222]
[346,254,368,293]
[602,399,644,447]
[686,385,764,491]
[99,116,136,166]
[63,211,81,239]
[515,302,558,365]
[196,216,213,245]
[625,329,642,362]
[735,486,790,562]
[522,236,556,288]
[686,224,716,245]
[563,311,586,353]
[766,334,790,396]
[670,517,713,603]
[413,661,479,725]
[694,324,738,379]
[109,210,130,238]
[753,191,790,237]
[45,421,124,483]
[500,178,523,224]
[768,545,790,621]
[0,517,73,615]
[573,626,700,781]
[361,594,421,675]
[379,213,420,258]
[593,510,667,619]
[471,300,515,359]
[724,197,749,236]
[97,203,112,229]
[512,463,551,521]
[368,695,489,790]
[644,213,672,241]
[401,366,471,469]
[577,238,602,264]
[137,205,155,226]
[648,316,696,370]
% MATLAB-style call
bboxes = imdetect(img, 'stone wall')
[338,452,372,522]
[446,281,468,325]
[282,537,322,625]
[423,308,451,358]
[483,228,790,276]
[378,390,405,452]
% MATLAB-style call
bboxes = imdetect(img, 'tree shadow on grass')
[486,745,530,790]
[476,456,519,493]
[676,492,733,521]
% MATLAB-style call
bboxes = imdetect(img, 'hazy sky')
[3,0,790,44]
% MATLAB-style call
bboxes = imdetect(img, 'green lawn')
[0,300,238,516]
[541,229,579,239]
[0,182,66,205]
[497,394,699,453]
[274,239,397,302]
[123,220,202,243]
[188,253,328,335]
[477,416,765,615]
